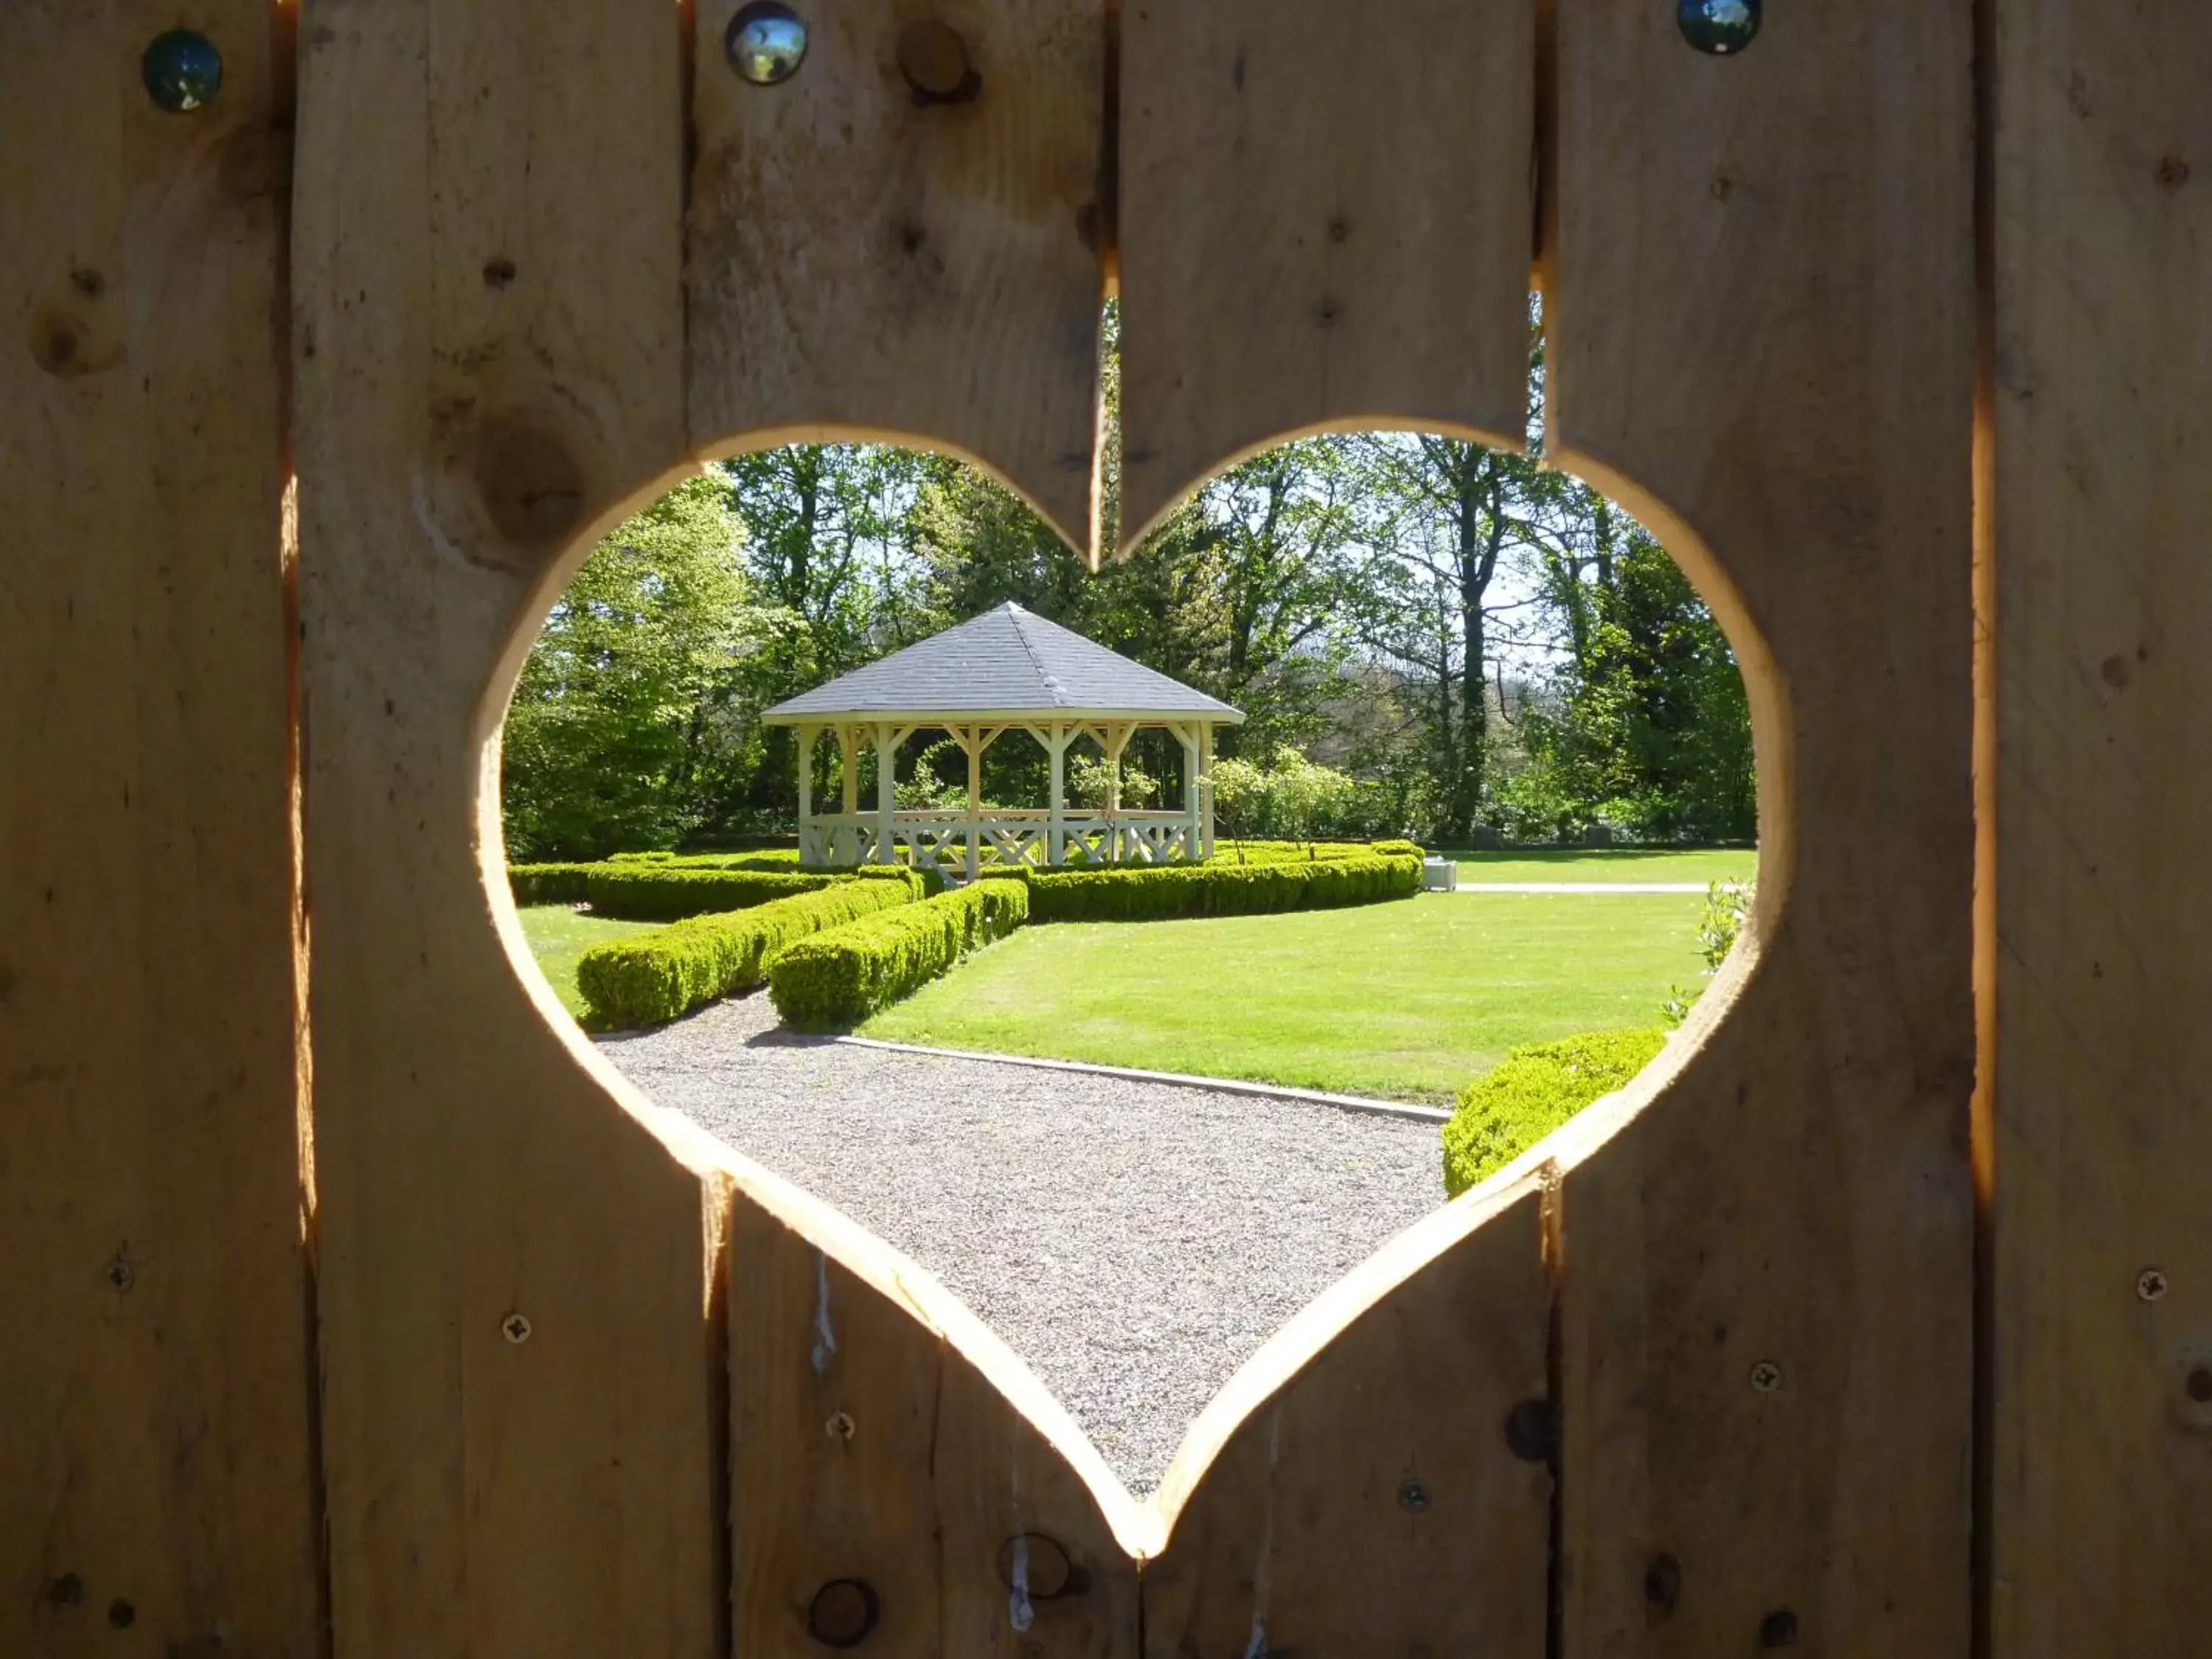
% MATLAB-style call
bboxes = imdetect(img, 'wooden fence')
[2,0,2204,1653]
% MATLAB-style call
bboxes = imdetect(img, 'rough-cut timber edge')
[1986,1,2212,1649]
[0,3,323,1655]
[1114,0,1534,553]
[688,0,1107,556]
[1545,0,1977,1653]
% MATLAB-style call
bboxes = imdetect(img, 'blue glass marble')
[1677,0,1761,55]
[142,29,223,112]
[727,2,808,86]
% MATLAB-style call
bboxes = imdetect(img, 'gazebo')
[764,602,1244,878]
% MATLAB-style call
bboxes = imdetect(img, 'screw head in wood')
[807,1578,879,1648]
[727,2,808,86]
[1397,1477,1431,1512]
[104,1253,134,1293]
[1677,0,1761,55]
[501,1312,532,1345]
[142,29,223,111]
[1749,1360,1784,1394]
[2138,1267,2168,1302]
[824,1409,856,1442]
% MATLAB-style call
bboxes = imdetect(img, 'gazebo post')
[1178,723,1202,862]
[1046,723,1068,866]
[835,725,858,863]
[1103,723,1130,863]
[962,726,981,882]
[796,725,815,866]
[1199,723,1217,857]
[873,722,897,866]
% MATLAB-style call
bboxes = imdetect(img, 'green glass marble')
[142,29,223,112]
[1677,0,1761,55]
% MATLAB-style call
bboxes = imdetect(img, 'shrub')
[575,872,924,1029]
[769,877,1030,1029]
[1026,851,1419,922]
[1441,1028,1668,1197]
[509,862,598,905]
[1661,877,1756,1026]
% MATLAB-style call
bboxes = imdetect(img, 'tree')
[501,474,749,858]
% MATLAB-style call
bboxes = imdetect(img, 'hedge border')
[768,877,1029,1030]
[574,872,925,1029]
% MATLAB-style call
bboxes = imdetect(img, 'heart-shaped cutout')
[492,394,1759,1651]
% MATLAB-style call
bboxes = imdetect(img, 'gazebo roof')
[763,602,1244,724]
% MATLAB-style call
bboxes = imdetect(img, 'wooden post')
[796,725,815,866]
[1200,723,1217,858]
[961,726,981,882]
[1178,723,1202,862]
[1047,723,1068,865]
[838,724,859,815]
[874,723,897,866]
[1103,723,1130,863]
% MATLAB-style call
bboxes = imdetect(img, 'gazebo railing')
[801,810,1197,875]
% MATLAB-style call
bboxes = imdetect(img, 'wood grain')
[1141,1177,1552,1659]
[689,0,1107,554]
[0,3,321,1654]
[1988,3,2212,1650]
[1115,0,1534,552]
[1545,0,1978,1652]
[293,1,733,1654]
[730,1176,1142,1657]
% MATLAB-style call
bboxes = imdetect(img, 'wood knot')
[2159,153,2191,189]
[472,411,588,558]
[30,311,94,379]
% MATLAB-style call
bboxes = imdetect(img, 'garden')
[512,835,1753,1200]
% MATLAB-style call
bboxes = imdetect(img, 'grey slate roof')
[764,602,1243,722]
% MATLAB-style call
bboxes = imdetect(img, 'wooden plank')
[1987,4,2212,1651]
[1141,1178,1552,1658]
[292,1,734,1654]
[0,3,321,1654]
[730,1175,1143,1656]
[1116,0,1534,552]
[1545,1,1978,1652]
[689,0,1107,554]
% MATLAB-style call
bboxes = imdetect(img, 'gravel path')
[601,992,1443,1496]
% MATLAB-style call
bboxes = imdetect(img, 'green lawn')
[1444,847,1757,886]
[858,891,1707,1105]
[516,905,664,1021]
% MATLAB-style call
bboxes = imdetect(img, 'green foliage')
[1661,876,1755,1025]
[1501,533,1754,844]
[1067,750,1163,810]
[577,874,925,1029]
[607,848,799,870]
[1210,747,1362,841]
[1026,851,1419,922]
[769,877,1031,1029]
[1441,1027,1669,1197]
[509,860,914,922]
[501,475,751,860]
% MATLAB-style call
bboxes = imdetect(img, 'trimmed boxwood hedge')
[509,860,916,922]
[574,872,925,1029]
[768,877,1030,1030]
[1022,850,1420,922]
[1441,1027,1668,1197]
